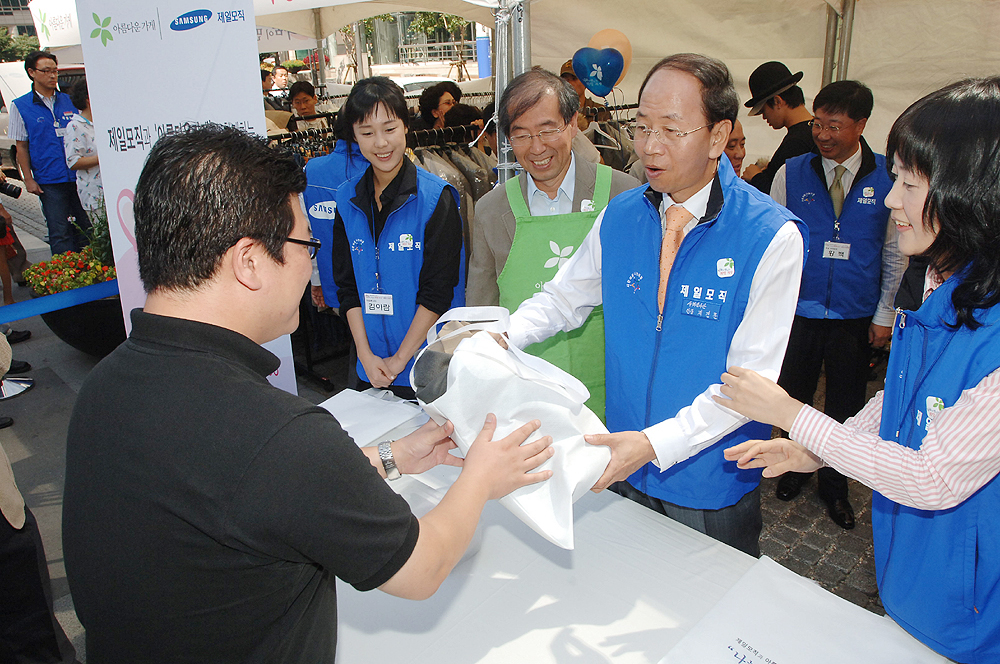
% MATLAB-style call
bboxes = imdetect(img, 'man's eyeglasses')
[31,68,58,76]
[630,122,711,146]
[508,123,569,147]
[808,119,857,134]
[286,237,321,259]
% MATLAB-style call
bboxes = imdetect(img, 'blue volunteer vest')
[783,149,891,319]
[874,272,1000,662]
[601,158,806,509]
[12,89,77,184]
[304,140,370,309]
[336,164,465,388]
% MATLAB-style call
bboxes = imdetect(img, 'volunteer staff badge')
[863,186,875,198]
[717,258,735,278]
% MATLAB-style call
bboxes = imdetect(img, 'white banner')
[29,0,81,49]
[256,26,313,52]
[76,0,298,394]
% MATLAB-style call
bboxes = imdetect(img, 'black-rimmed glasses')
[286,237,321,259]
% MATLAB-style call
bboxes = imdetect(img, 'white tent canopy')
[27,0,1000,165]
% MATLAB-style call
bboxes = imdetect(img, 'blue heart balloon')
[572,47,624,98]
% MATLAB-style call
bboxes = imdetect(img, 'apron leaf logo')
[544,241,574,269]
[91,13,114,46]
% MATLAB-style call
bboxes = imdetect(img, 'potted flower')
[23,205,125,357]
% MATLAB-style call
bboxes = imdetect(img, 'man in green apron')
[468,69,639,419]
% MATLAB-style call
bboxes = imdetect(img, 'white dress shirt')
[508,172,805,473]
[770,147,906,327]
[527,153,576,216]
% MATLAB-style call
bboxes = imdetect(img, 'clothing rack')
[583,102,638,118]
[408,124,482,148]
[286,112,337,133]
[277,126,337,143]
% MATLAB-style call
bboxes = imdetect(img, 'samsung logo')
[170,10,212,31]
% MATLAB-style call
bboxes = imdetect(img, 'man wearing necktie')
[506,54,806,556]
[769,80,905,529]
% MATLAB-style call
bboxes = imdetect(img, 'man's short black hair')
[813,80,874,121]
[69,77,89,111]
[288,80,315,101]
[483,101,496,135]
[336,77,409,141]
[418,81,462,126]
[24,50,56,78]
[765,85,805,109]
[497,68,578,137]
[272,65,288,74]
[638,53,739,127]
[134,124,306,293]
[444,102,483,128]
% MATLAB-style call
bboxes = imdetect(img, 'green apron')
[497,165,611,420]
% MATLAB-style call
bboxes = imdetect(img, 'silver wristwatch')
[378,441,401,480]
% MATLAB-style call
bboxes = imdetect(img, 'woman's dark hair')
[443,102,483,128]
[336,77,409,142]
[886,76,1000,329]
[418,81,461,126]
[70,77,89,111]
[287,80,315,101]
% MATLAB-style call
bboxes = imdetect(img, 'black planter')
[37,295,127,358]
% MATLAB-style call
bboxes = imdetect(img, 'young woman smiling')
[331,77,464,399]
[715,77,1000,663]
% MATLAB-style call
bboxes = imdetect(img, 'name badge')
[823,241,851,260]
[55,127,67,137]
[364,292,393,315]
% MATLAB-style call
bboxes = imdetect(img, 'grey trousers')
[611,481,762,557]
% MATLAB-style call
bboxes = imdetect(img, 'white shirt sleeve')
[7,101,26,142]
[769,164,787,207]
[507,207,604,348]
[874,217,907,326]
[642,220,805,470]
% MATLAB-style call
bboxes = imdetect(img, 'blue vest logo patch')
[800,192,816,204]
[351,238,364,253]
[717,258,735,278]
[626,272,642,292]
[309,201,336,219]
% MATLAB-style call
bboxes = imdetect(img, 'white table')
[336,484,754,664]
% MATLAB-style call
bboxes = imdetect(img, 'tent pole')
[822,2,838,88]
[511,0,531,76]
[836,0,856,81]
[312,9,323,89]
[494,0,516,183]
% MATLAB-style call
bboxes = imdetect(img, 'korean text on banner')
[76,0,296,394]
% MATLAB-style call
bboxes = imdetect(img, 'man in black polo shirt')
[61,125,553,663]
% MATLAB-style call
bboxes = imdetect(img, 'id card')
[823,241,851,260]
[364,292,393,315]
[55,127,67,138]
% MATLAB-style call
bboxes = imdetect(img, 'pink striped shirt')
[789,268,1000,510]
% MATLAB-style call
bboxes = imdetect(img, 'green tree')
[0,29,40,62]
[407,13,469,43]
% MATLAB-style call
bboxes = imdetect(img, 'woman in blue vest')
[330,77,464,399]
[715,77,1000,663]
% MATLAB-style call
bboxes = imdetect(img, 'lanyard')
[369,198,383,293]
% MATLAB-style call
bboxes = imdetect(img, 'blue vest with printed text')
[13,89,77,184]
[783,149,892,319]
[336,165,464,388]
[873,273,1000,663]
[304,141,370,309]
[601,158,806,509]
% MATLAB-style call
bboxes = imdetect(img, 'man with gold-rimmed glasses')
[503,54,806,556]
[469,67,637,419]
[9,50,90,255]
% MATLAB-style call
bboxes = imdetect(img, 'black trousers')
[611,482,762,557]
[776,315,872,502]
[0,507,76,664]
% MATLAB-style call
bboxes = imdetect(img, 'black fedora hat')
[745,61,804,116]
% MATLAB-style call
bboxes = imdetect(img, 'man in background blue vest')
[506,53,806,556]
[769,80,906,529]
[8,51,90,255]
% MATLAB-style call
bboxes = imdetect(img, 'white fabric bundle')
[411,307,610,549]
